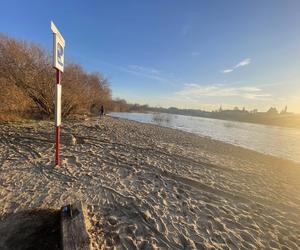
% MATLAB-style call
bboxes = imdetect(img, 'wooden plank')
[61,201,91,250]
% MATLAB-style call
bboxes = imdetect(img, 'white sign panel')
[51,21,65,72]
[55,84,62,126]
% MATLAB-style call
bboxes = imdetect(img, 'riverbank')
[111,112,300,163]
[128,108,300,129]
[0,116,299,249]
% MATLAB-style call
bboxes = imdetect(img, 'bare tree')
[0,34,55,117]
[0,33,114,120]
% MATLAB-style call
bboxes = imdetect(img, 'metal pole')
[55,69,61,166]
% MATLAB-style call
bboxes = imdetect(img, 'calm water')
[111,112,300,163]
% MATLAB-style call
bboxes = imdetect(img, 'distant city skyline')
[1,1,300,112]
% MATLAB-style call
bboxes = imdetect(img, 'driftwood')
[60,201,91,250]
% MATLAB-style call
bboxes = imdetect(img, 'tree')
[61,65,111,116]
[0,33,113,120]
[280,105,288,114]
[267,107,278,115]
[0,34,55,117]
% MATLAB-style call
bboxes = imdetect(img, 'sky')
[1,0,300,112]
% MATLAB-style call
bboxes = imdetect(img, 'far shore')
[0,116,299,249]
[115,110,300,129]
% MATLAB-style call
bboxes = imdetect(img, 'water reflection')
[111,112,300,163]
[152,113,173,126]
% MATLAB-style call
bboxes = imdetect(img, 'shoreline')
[0,116,299,249]
[111,114,300,165]
[112,110,300,130]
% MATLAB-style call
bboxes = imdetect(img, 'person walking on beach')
[100,105,105,117]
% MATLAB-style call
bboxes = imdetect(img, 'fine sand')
[0,116,299,249]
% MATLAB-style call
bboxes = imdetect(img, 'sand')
[0,116,299,249]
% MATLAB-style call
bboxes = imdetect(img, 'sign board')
[55,84,62,126]
[51,21,65,72]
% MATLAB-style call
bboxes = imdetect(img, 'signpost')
[51,21,65,166]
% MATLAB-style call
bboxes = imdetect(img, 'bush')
[0,33,112,120]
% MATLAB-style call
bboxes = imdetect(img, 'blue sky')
[1,1,300,112]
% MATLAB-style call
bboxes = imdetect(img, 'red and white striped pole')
[51,21,65,167]
[55,69,62,166]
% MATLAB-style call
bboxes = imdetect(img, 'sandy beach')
[0,116,299,249]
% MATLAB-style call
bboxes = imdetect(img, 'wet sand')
[0,116,299,249]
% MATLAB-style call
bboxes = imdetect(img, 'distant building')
[280,105,288,114]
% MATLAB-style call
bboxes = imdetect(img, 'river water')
[111,112,300,163]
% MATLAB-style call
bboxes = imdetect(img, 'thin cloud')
[191,51,201,56]
[182,25,191,36]
[222,58,251,74]
[173,83,271,100]
[122,65,168,83]
[99,61,177,85]
[128,65,161,75]
[235,58,251,68]
[222,69,234,74]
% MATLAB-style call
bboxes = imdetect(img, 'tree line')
[0,33,125,120]
[127,104,300,128]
